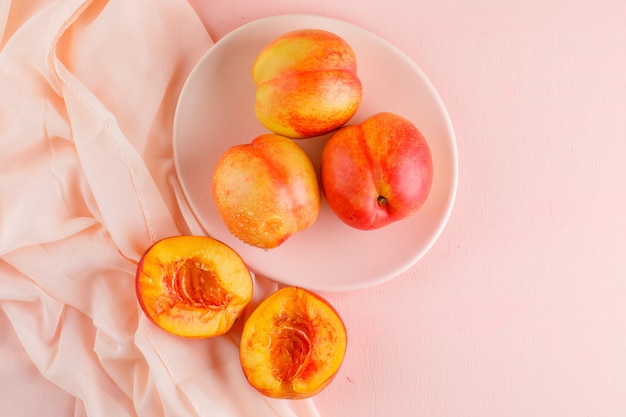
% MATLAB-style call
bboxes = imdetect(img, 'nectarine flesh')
[240,287,347,399]
[135,236,253,338]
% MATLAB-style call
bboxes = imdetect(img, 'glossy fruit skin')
[239,287,347,399]
[253,29,362,139]
[212,134,320,249]
[135,236,253,338]
[320,112,433,230]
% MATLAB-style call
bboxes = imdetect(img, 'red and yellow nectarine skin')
[135,236,253,338]
[320,112,433,230]
[212,134,321,249]
[253,29,362,139]
[239,287,347,399]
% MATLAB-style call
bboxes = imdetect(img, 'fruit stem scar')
[377,195,387,206]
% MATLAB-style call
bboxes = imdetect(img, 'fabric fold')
[0,1,321,416]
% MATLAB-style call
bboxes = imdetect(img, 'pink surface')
[187,1,626,416]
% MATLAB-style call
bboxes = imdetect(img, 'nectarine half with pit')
[135,236,253,338]
[240,286,347,399]
[253,28,362,139]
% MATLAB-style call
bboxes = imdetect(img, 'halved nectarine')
[240,286,347,399]
[135,236,253,338]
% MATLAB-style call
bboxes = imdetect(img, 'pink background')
[187,1,626,417]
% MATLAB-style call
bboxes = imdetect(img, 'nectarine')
[135,236,253,338]
[240,287,347,399]
[253,29,362,139]
[321,112,433,230]
[212,134,320,249]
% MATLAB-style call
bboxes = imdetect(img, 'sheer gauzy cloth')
[0,1,320,416]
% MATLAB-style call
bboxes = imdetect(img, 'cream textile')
[0,1,320,416]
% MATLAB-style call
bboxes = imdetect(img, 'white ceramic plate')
[173,14,458,292]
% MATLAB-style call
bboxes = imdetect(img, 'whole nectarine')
[212,134,320,249]
[239,286,347,399]
[135,236,253,338]
[253,29,362,139]
[320,112,433,230]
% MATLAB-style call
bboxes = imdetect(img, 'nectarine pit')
[270,313,316,382]
[166,258,231,310]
